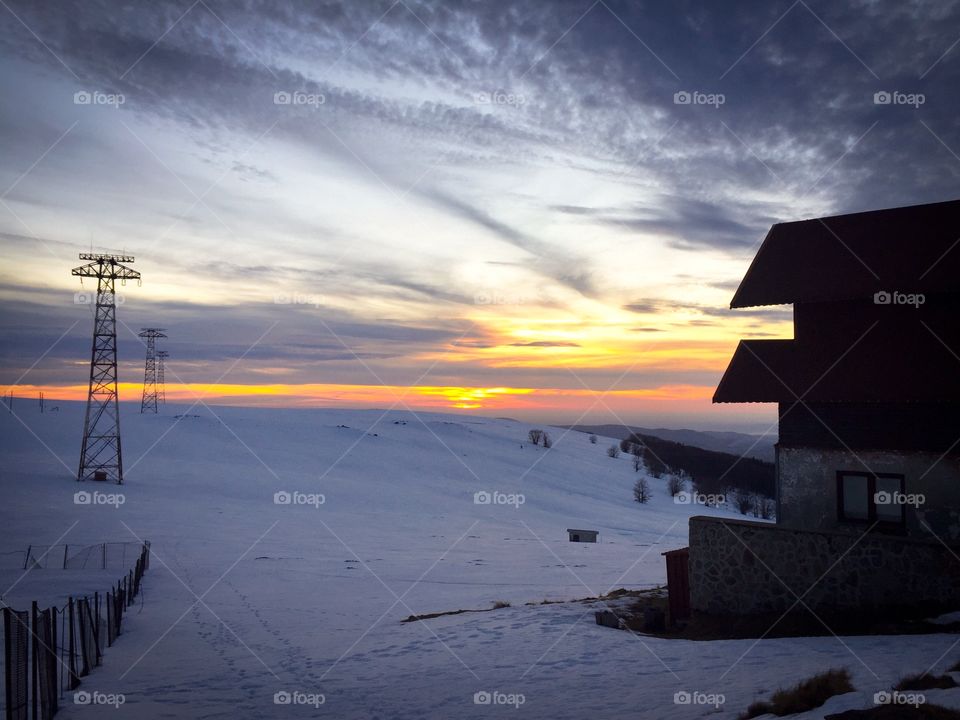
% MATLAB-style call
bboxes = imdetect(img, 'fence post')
[93,592,100,664]
[51,607,57,701]
[31,602,38,720]
[23,545,30,571]
[67,598,78,690]
[62,545,68,570]
[4,607,29,720]
[106,593,112,648]
[3,608,10,720]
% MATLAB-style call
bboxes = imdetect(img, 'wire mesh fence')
[1,541,149,720]
[4,542,146,571]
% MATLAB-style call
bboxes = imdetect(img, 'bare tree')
[666,471,686,497]
[732,488,753,515]
[528,429,544,446]
[633,477,651,504]
[631,443,644,472]
[607,444,620,458]
[589,434,598,445]
[758,495,775,519]
[542,431,552,449]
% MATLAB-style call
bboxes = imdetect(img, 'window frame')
[835,470,906,528]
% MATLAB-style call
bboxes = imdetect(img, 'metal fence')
[2,541,149,720]
[1,542,146,571]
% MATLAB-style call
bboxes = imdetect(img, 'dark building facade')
[714,199,960,540]
[687,200,960,617]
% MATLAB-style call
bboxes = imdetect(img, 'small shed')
[567,528,598,543]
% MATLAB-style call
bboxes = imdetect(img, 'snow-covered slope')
[1,403,957,719]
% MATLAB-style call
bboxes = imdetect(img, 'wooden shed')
[566,528,598,543]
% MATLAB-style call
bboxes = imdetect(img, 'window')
[836,471,906,526]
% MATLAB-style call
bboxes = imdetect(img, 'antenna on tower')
[138,329,167,413]
[73,252,140,483]
[156,350,169,404]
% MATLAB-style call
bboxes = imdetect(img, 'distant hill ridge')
[567,424,775,462]
[567,424,775,498]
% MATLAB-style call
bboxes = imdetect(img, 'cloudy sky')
[1,0,958,430]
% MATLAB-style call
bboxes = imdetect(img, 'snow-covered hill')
[1,402,957,719]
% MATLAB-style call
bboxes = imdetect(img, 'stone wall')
[777,446,960,540]
[689,515,960,615]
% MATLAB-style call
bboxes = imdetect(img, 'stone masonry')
[689,515,960,616]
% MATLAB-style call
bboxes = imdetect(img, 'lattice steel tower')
[73,253,140,483]
[156,350,169,404]
[138,329,167,413]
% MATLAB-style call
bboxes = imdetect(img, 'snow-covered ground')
[1,402,957,719]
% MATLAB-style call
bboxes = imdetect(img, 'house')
[688,199,960,617]
[567,529,598,543]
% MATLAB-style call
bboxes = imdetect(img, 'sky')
[0,0,958,431]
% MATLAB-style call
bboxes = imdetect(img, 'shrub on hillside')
[733,488,754,515]
[607,445,620,458]
[740,668,853,718]
[633,477,651,504]
[666,471,686,497]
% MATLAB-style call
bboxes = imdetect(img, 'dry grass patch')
[741,668,854,719]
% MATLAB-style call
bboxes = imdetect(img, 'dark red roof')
[714,332,960,404]
[731,199,960,308]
